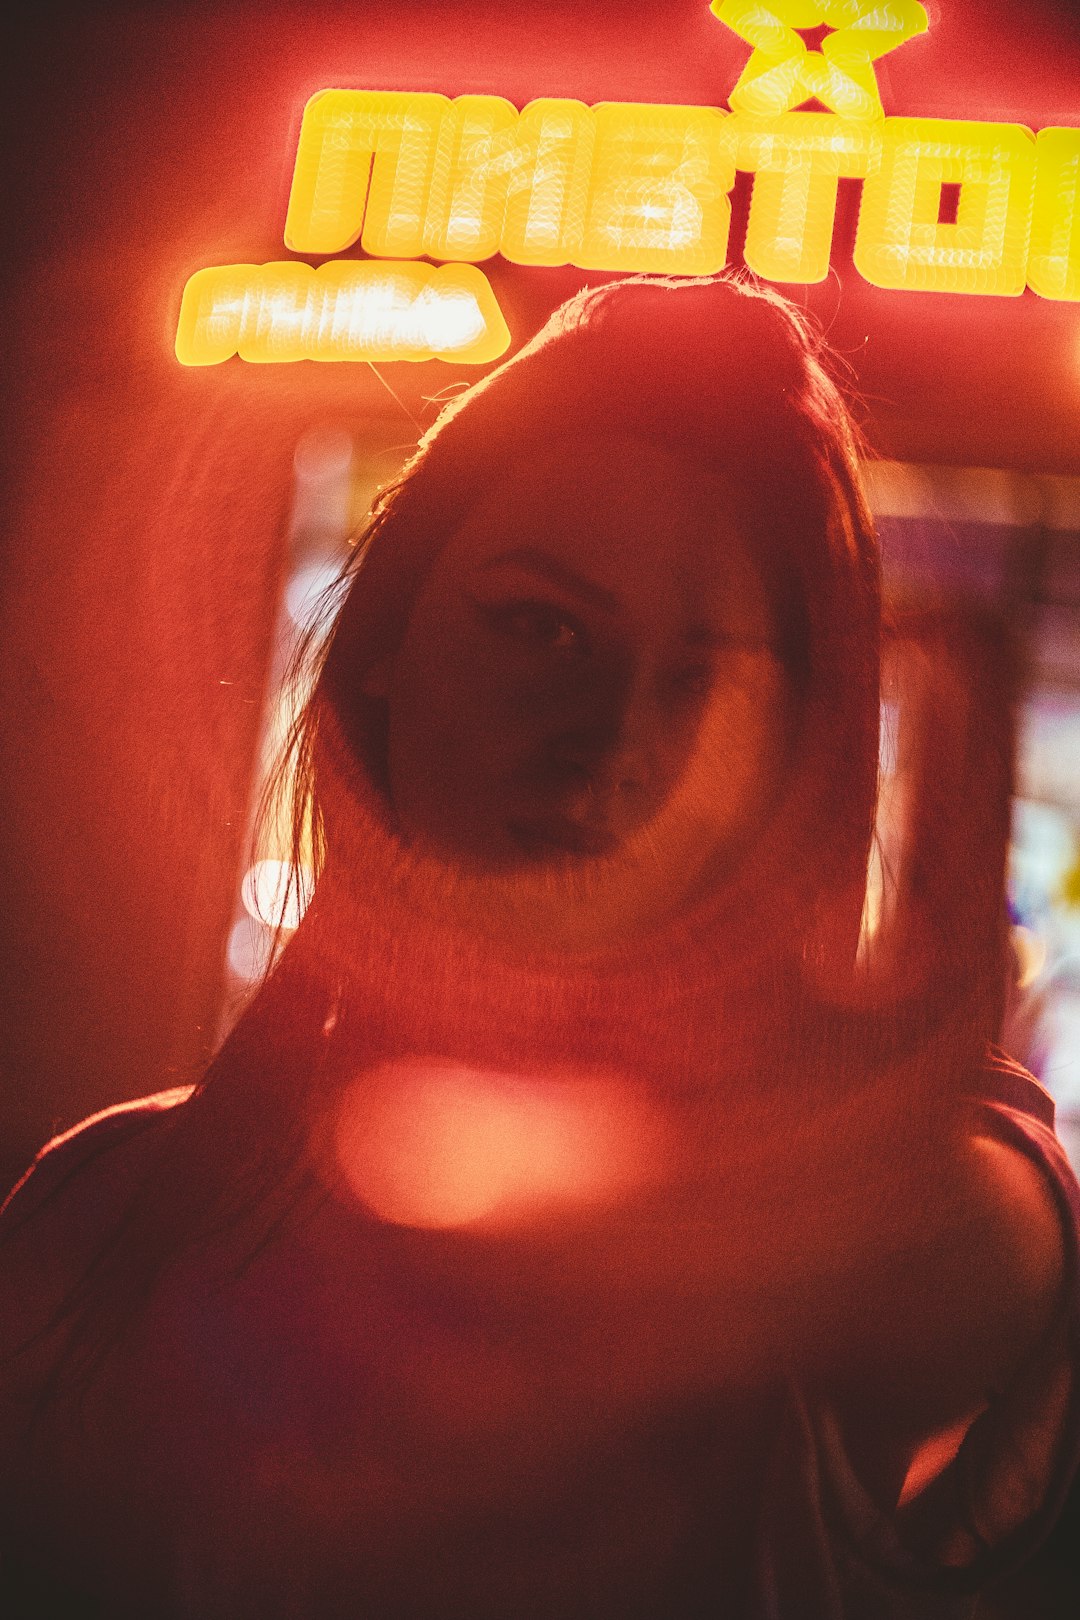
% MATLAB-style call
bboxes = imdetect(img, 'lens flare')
[334,1059,670,1230]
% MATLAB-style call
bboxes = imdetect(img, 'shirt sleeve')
[797,1046,1080,1614]
[0,1087,194,1391]
[0,1088,195,1235]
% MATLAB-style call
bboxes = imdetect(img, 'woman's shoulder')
[965,1045,1079,1301]
[1,1087,194,1232]
[971,1044,1059,1130]
[0,1089,194,1362]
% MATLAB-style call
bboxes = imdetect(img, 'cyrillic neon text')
[174,259,511,366]
[282,91,1076,298]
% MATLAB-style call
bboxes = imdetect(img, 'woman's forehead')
[443,434,751,593]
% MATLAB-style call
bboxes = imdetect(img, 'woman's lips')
[505,817,621,858]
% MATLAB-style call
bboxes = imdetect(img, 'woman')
[1,274,1077,1617]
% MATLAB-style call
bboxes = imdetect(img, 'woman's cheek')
[708,672,789,839]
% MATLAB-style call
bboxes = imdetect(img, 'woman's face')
[371,435,792,922]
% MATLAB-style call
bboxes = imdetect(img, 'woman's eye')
[481,600,588,656]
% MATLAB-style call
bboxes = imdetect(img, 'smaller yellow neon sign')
[175,259,510,366]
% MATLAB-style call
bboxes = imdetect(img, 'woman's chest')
[88,1233,771,1618]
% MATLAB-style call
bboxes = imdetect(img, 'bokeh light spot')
[240,858,313,933]
[334,1060,670,1229]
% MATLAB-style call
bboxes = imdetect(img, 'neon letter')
[1028,127,1080,301]
[732,111,882,283]
[425,97,596,266]
[500,99,596,266]
[284,90,450,256]
[423,96,523,260]
[175,261,510,365]
[575,102,736,275]
[854,117,1036,295]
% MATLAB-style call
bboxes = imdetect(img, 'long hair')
[10,273,885,1384]
[304,273,879,919]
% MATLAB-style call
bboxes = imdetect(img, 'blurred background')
[2,0,1079,1194]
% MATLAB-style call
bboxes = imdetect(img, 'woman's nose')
[553,673,674,815]
[590,716,653,800]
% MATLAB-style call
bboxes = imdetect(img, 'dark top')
[1,1050,1078,1618]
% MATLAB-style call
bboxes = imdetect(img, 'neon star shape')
[712,1,929,120]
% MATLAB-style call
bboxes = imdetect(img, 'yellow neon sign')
[176,3,1080,367]
[175,260,509,365]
